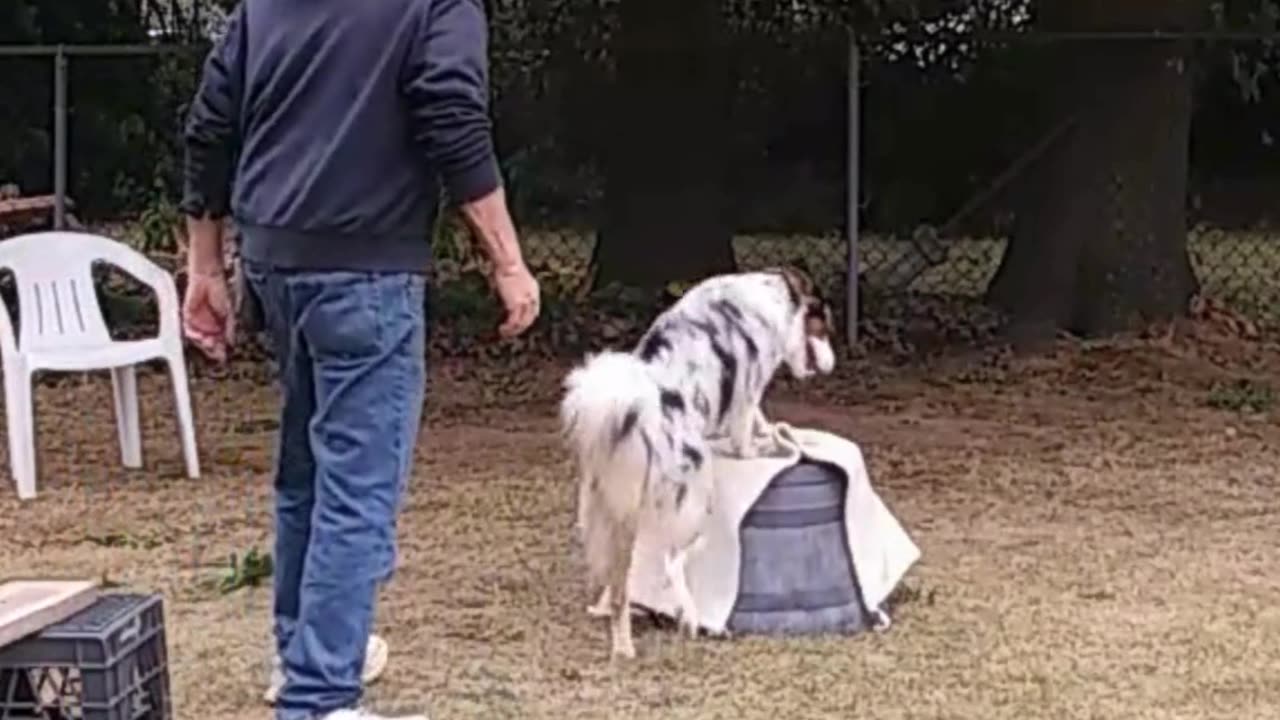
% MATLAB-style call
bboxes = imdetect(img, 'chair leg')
[166,354,200,479]
[110,365,143,469]
[5,367,36,500]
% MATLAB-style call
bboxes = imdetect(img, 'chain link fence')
[2,11,1280,354]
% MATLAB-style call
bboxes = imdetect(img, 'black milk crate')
[0,593,171,720]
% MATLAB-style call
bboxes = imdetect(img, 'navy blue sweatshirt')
[181,0,501,272]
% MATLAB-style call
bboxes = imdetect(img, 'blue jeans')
[242,260,427,720]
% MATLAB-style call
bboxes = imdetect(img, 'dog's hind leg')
[665,449,714,639]
[587,585,612,617]
[664,541,701,639]
[606,520,638,661]
[579,471,623,621]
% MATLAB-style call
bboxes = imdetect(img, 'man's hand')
[183,269,235,362]
[491,261,540,338]
[457,187,541,339]
[183,215,235,363]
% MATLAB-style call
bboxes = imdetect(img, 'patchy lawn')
[2,332,1278,720]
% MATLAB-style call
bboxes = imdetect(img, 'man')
[180,1,540,718]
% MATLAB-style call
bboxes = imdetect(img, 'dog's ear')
[769,265,835,339]
[771,265,814,306]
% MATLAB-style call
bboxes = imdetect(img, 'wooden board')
[0,194,82,234]
[0,579,99,648]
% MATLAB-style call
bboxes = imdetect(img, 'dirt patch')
[1,334,1278,720]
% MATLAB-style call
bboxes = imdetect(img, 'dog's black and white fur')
[559,267,836,660]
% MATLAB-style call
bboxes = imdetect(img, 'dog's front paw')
[765,435,792,457]
[728,438,761,459]
[752,420,777,440]
[703,626,733,641]
[740,436,788,459]
[675,607,700,639]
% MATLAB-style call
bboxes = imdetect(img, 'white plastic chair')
[0,231,200,500]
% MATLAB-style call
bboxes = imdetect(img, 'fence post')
[53,46,68,230]
[845,35,861,346]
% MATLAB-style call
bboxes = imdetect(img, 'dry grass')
[1,333,1279,720]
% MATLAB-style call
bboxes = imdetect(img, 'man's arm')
[181,5,247,276]
[400,0,526,273]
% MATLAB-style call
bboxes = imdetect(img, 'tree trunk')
[593,0,734,289]
[987,0,1204,343]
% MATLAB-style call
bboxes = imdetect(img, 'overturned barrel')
[728,460,871,635]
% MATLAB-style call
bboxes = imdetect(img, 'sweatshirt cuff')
[444,154,502,206]
[179,183,231,219]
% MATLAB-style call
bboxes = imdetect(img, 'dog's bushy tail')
[559,350,661,587]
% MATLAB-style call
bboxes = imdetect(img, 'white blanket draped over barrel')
[588,423,921,635]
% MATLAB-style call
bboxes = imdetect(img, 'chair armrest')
[93,246,184,344]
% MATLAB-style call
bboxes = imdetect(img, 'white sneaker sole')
[263,634,390,705]
[321,710,427,720]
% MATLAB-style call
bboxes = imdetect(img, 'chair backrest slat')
[0,231,157,353]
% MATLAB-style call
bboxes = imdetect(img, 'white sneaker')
[263,633,390,704]
[320,709,427,720]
